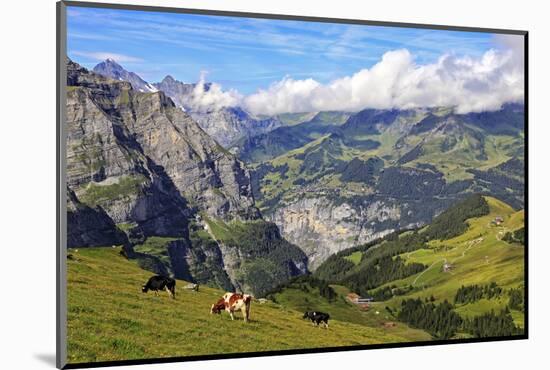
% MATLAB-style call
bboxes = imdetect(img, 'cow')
[210,292,252,322]
[303,311,330,328]
[142,275,176,299]
[184,283,199,292]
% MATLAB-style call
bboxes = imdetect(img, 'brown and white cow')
[210,292,252,322]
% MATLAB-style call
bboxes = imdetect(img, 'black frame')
[56,1,529,369]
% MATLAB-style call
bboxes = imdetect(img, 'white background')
[0,0,546,368]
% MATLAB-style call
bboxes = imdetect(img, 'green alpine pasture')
[365,197,525,328]
[66,247,412,364]
[270,282,431,343]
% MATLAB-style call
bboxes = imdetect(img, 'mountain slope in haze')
[67,58,306,295]
[233,111,351,163]
[153,75,282,147]
[189,106,281,148]
[250,105,524,268]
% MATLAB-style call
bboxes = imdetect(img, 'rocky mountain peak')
[93,59,158,93]
[67,58,260,225]
[161,75,177,84]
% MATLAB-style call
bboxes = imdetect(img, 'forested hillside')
[312,195,525,339]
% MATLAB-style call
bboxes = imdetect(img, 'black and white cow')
[303,311,330,328]
[142,275,176,299]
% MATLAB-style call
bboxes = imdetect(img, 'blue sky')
[66,6,500,95]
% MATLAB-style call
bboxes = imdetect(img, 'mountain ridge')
[249,104,524,268]
[91,59,282,147]
[67,58,306,296]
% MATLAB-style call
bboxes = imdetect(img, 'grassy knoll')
[67,247,411,364]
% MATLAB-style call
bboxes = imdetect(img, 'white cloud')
[243,42,524,115]
[184,71,243,112]
[71,51,143,63]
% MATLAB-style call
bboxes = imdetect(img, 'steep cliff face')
[269,197,403,269]
[67,59,259,224]
[66,59,304,296]
[200,219,308,296]
[66,187,128,248]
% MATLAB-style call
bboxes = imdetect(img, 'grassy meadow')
[66,195,525,364]
[67,247,414,364]
[361,197,525,329]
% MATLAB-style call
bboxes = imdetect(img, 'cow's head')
[141,285,148,293]
[210,303,221,314]
[211,298,226,314]
[303,311,311,319]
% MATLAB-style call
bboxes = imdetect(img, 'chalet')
[443,263,453,272]
[357,297,374,304]
[347,293,374,305]
[346,293,360,303]
[493,216,504,225]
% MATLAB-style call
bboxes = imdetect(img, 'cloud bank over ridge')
[148,35,524,115]
[243,35,524,115]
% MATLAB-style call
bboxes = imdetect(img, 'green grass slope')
[269,282,431,343]
[67,247,411,364]
[371,197,525,327]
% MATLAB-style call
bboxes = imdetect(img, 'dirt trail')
[412,237,484,286]
[450,237,484,264]
[412,258,447,286]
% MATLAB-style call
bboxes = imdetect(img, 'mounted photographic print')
[56,1,527,368]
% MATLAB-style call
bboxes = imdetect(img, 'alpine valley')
[67,57,524,331]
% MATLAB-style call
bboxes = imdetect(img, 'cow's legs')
[229,310,235,320]
[165,286,174,299]
[241,306,248,322]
